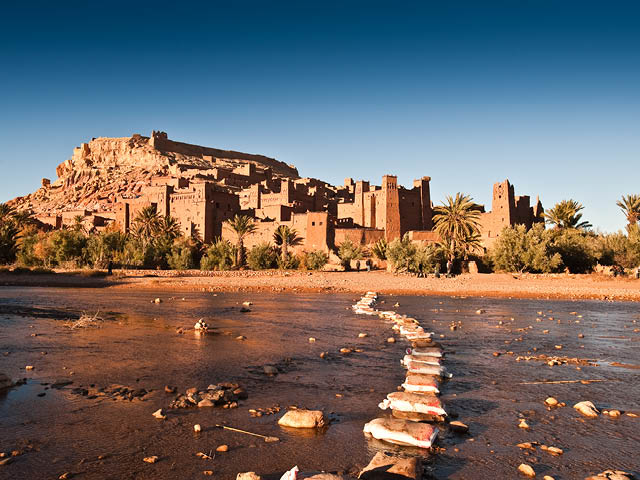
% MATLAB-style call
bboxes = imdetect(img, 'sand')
[1,270,639,301]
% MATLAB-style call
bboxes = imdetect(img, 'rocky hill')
[10,131,300,215]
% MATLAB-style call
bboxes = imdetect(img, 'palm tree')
[131,206,160,246]
[224,214,257,267]
[72,215,88,234]
[544,199,591,230]
[371,238,388,260]
[432,193,481,262]
[158,215,181,240]
[273,225,302,265]
[616,194,640,227]
[0,203,16,224]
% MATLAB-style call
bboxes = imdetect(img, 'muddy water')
[0,288,638,479]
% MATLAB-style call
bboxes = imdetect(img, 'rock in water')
[574,401,599,418]
[152,408,166,420]
[449,421,469,434]
[216,444,229,452]
[263,366,278,376]
[518,463,536,477]
[198,399,214,408]
[363,417,438,449]
[545,397,559,407]
[278,409,325,428]
[193,424,202,433]
[143,456,158,464]
[237,473,262,480]
[360,452,422,480]
[585,471,636,480]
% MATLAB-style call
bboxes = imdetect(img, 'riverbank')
[1,269,639,301]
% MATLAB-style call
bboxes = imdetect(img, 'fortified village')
[11,131,544,256]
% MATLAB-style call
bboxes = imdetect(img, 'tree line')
[1,195,639,274]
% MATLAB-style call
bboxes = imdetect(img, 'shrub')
[167,237,199,270]
[247,243,278,270]
[301,250,329,270]
[85,231,126,268]
[490,224,562,273]
[276,253,300,270]
[370,238,388,260]
[386,234,416,272]
[550,228,598,274]
[201,238,235,271]
[337,239,363,270]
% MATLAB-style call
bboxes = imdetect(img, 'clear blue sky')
[1,1,638,232]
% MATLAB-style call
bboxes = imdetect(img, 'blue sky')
[1,1,638,232]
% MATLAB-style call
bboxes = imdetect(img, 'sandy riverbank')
[1,270,639,301]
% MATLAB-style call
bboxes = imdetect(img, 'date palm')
[0,203,17,224]
[544,199,591,230]
[432,193,481,262]
[131,206,160,246]
[158,215,181,240]
[224,214,257,267]
[273,225,302,265]
[616,194,640,227]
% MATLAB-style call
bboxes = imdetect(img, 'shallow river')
[0,288,639,479]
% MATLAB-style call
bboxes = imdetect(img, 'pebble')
[320,352,328,359]
[449,421,469,433]
[358,333,368,338]
[59,473,72,480]
[198,399,214,408]
[152,408,166,420]
[263,366,278,375]
[143,456,158,464]
[476,309,485,314]
[194,424,202,433]
[543,476,555,480]
[153,298,162,304]
[164,385,176,393]
[604,409,621,418]
[236,335,246,341]
[203,471,213,476]
[541,445,563,456]
[25,365,34,370]
[545,397,559,407]
[387,337,396,343]
[216,445,229,452]
[518,463,536,477]
[308,337,316,343]
[518,419,530,429]
[340,348,352,354]
[574,401,599,418]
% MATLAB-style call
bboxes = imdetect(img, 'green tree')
[167,237,199,270]
[200,237,235,271]
[301,250,329,271]
[273,225,302,267]
[336,239,363,271]
[490,224,562,273]
[432,193,482,262]
[85,231,127,268]
[544,199,592,230]
[247,243,278,270]
[158,215,182,240]
[371,238,388,260]
[223,215,256,267]
[131,206,160,247]
[616,194,640,228]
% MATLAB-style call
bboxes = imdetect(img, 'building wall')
[334,227,385,246]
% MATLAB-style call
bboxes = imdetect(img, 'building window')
[312,221,315,226]
[319,221,323,225]
[216,202,220,208]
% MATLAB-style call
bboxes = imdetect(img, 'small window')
[216,202,220,208]
[312,221,315,226]
[319,221,323,225]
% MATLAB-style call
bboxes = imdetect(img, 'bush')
[386,234,416,272]
[85,231,127,268]
[276,253,300,270]
[370,238,388,260]
[490,224,562,273]
[337,239,363,270]
[247,243,278,270]
[301,250,329,270]
[167,237,199,270]
[201,238,235,271]
[550,229,598,274]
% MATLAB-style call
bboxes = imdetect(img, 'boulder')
[278,409,325,428]
[359,452,422,480]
